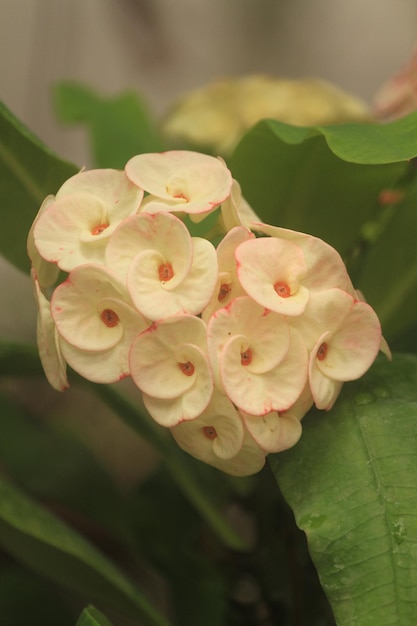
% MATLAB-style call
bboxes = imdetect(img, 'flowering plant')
[29,150,386,480]
[1,74,417,625]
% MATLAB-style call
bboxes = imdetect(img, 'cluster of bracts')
[28,151,387,475]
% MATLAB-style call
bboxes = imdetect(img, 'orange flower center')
[101,309,120,328]
[91,223,109,235]
[158,262,174,282]
[317,342,328,361]
[241,348,253,366]
[178,361,195,376]
[218,283,232,302]
[274,281,291,298]
[203,426,217,440]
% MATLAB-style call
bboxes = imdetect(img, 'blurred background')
[2,0,417,166]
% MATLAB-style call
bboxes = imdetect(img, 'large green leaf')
[53,82,164,168]
[0,340,247,552]
[269,353,417,626]
[0,474,171,625]
[0,100,77,273]
[228,119,408,256]
[245,114,417,164]
[0,392,135,544]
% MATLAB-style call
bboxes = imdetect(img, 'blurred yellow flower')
[162,75,370,154]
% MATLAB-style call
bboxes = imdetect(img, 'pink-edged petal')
[241,410,302,453]
[236,237,309,316]
[290,288,353,351]
[220,179,260,231]
[309,347,344,410]
[171,393,266,476]
[202,226,254,321]
[32,271,68,391]
[251,222,349,292]
[34,194,109,270]
[51,265,133,351]
[207,297,290,389]
[129,315,213,419]
[106,211,192,282]
[27,195,60,288]
[126,151,233,216]
[221,326,308,415]
[127,237,217,320]
[58,298,148,384]
[283,383,314,421]
[34,170,143,272]
[317,302,381,381]
[56,168,143,221]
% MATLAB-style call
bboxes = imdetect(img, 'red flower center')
[274,281,291,298]
[158,262,174,282]
[91,223,109,235]
[203,426,217,440]
[317,342,328,361]
[178,361,195,376]
[241,348,253,366]
[101,309,120,328]
[218,283,232,302]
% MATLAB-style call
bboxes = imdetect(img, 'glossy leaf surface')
[270,353,417,626]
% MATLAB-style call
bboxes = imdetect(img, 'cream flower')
[27,195,60,288]
[207,296,308,415]
[31,270,68,392]
[106,211,218,320]
[236,236,309,316]
[291,288,382,410]
[237,224,350,315]
[171,391,266,477]
[202,225,254,322]
[51,264,148,383]
[33,169,143,272]
[219,178,260,232]
[240,410,302,454]
[125,150,233,218]
[129,315,214,426]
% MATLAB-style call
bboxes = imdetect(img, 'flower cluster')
[28,150,387,476]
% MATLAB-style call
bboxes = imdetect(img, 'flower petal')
[236,237,309,315]
[171,392,266,476]
[127,237,217,319]
[32,270,68,391]
[130,315,213,423]
[241,410,302,453]
[106,211,192,283]
[317,301,381,381]
[126,151,233,216]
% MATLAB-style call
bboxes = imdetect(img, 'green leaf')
[54,82,164,168]
[0,566,74,626]
[355,177,417,345]
[92,381,249,552]
[76,605,114,626]
[0,340,247,552]
[0,474,171,626]
[0,100,78,273]
[269,353,417,626]
[229,119,405,256]
[0,392,135,544]
[245,114,417,164]
[133,469,228,626]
